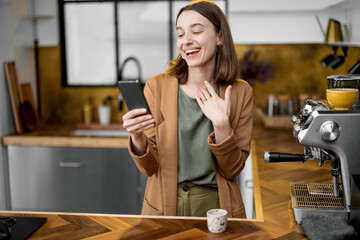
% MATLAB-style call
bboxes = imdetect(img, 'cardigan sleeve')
[208,82,253,180]
[127,77,160,177]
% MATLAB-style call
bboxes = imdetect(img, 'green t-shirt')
[177,86,218,187]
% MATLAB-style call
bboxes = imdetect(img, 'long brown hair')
[166,0,239,84]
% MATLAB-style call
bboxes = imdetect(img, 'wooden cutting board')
[4,61,25,133]
[21,82,40,126]
[19,100,38,132]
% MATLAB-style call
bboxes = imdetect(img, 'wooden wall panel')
[38,45,360,125]
[38,46,126,124]
[235,44,360,124]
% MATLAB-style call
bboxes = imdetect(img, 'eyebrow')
[176,23,205,31]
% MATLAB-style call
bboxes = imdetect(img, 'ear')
[216,32,223,46]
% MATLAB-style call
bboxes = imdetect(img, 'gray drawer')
[8,146,143,214]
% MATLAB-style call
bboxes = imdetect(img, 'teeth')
[185,49,200,54]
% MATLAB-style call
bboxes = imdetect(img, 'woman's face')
[176,10,221,70]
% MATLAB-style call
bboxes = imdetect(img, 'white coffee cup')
[207,209,227,233]
[98,105,111,125]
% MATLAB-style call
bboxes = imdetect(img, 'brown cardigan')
[128,73,253,218]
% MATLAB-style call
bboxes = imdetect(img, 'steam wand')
[264,152,310,163]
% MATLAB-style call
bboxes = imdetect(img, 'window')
[58,0,227,86]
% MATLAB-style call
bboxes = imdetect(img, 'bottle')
[268,94,277,117]
[287,98,294,115]
[83,100,93,124]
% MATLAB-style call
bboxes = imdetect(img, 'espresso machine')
[264,75,360,227]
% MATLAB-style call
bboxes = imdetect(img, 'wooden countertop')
[1,125,334,239]
[1,123,129,148]
[0,211,271,239]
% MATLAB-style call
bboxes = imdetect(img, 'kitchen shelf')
[328,41,360,47]
[234,41,360,46]
[256,108,293,129]
[33,16,54,20]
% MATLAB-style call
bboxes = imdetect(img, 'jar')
[83,100,93,124]
[278,94,290,115]
[267,94,279,117]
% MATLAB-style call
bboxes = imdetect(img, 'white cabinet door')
[238,151,254,219]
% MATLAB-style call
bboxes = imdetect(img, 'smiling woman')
[176,11,220,71]
[122,0,253,219]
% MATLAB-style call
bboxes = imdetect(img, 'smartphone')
[117,80,151,114]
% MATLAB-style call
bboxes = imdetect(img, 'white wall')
[34,0,58,46]
[0,1,16,210]
[343,0,360,42]
[11,0,37,105]
[230,11,325,44]
[0,0,37,209]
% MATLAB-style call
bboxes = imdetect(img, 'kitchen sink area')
[71,129,129,137]
[70,123,130,137]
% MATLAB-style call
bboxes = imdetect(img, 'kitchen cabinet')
[229,0,360,45]
[8,146,145,214]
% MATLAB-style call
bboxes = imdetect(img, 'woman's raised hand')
[196,81,232,143]
[196,81,231,125]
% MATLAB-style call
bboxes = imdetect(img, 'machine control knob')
[293,125,302,137]
[320,121,340,141]
[305,99,320,106]
[301,104,313,117]
[291,115,301,124]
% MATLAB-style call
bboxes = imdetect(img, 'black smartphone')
[117,80,151,114]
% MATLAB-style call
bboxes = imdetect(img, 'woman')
[122,0,253,218]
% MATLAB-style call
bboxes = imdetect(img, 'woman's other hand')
[122,108,155,155]
[196,81,232,143]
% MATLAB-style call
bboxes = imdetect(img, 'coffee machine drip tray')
[290,182,350,224]
[307,182,341,196]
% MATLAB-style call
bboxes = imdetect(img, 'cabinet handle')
[59,162,83,168]
[245,180,253,189]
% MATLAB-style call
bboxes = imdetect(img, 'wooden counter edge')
[0,210,264,222]
[0,139,264,221]
[252,140,264,221]
[1,135,129,148]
